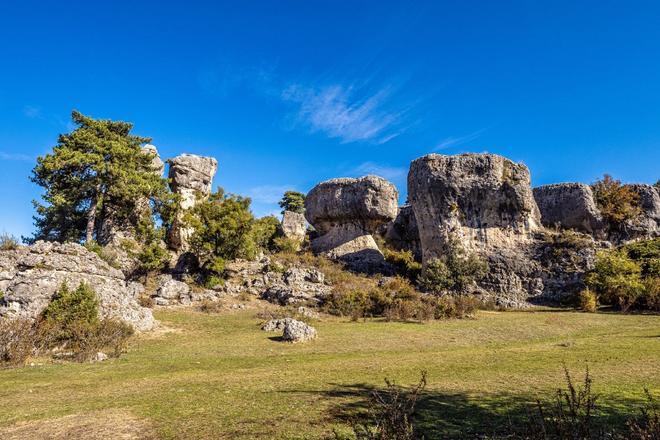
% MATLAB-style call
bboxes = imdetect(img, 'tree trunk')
[85,197,99,243]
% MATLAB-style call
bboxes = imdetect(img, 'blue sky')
[1,0,659,238]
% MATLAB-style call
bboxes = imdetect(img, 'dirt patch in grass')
[0,408,156,440]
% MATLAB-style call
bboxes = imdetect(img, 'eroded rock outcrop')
[0,241,155,330]
[305,176,398,270]
[167,154,218,252]
[281,211,307,242]
[409,153,545,304]
[533,183,604,234]
[622,184,660,240]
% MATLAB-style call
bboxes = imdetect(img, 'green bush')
[592,174,641,228]
[586,250,644,312]
[37,282,134,361]
[278,191,306,214]
[251,216,281,252]
[579,289,597,312]
[383,247,422,281]
[273,236,301,253]
[417,240,488,294]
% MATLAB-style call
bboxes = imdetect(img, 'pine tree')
[278,191,306,214]
[29,111,168,243]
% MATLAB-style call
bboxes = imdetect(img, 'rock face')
[305,176,398,269]
[533,183,604,234]
[0,241,155,331]
[409,153,545,303]
[262,266,330,305]
[167,154,218,251]
[382,204,422,261]
[623,184,660,240]
[282,319,317,343]
[409,153,541,263]
[281,211,307,242]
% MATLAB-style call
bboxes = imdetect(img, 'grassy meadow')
[0,305,658,439]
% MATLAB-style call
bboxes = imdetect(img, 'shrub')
[383,247,422,281]
[592,174,641,228]
[252,216,281,252]
[339,372,427,440]
[274,236,301,254]
[417,240,488,294]
[0,233,20,251]
[186,188,259,278]
[579,289,598,312]
[38,282,133,361]
[136,241,170,274]
[628,388,660,439]
[0,319,37,366]
[586,250,645,312]
[84,241,121,269]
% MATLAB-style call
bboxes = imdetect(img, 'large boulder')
[305,176,398,269]
[281,211,307,242]
[533,183,604,234]
[409,153,541,263]
[167,154,218,251]
[282,319,317,343]
[0,241,155,331]
[408,153,544,303]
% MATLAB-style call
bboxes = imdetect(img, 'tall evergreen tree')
[29,111,168,243]
[278,190,306,214]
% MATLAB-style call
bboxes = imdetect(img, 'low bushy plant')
[383,247,422,281]
[417,239,488,294]
[0,319,37,366]
[579,289,598,312]
[592,174,641,229]
[0,233,20,251]
[274,236,301,254]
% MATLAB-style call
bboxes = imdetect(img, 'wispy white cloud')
[0,151,33,162]
[352,162,407,181]
[281,83,404,144]
[433,128,487,151]
[247,184,295,204]
[23,105,41,119]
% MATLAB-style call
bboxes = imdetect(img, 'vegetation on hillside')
[585,238,659,312]
[29,111,170,244]
[0,282,133,366]
[591,174,641,229]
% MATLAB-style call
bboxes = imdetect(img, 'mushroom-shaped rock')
[167,154,218,251]
[533,183,604,234]
[305,176,398,267]
[408,153,541,264]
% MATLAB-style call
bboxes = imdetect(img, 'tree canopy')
[29,111,168,244]
[278,191,306,214]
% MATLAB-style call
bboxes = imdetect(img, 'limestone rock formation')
[167,154,218,251]
[0,241,155,331]
[409,153,541,262]
[382,204,422,261]
[282,318,317,343]
[305,175,398,269]
[408,153,543,303]
[262,266,330,305]
[142,144,165,176]
[622,184,660,240]
[281,211,307,242]
[533,183,604,234]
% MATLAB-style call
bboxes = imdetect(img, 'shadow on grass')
[283,382,643,439]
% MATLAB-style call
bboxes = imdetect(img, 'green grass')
[0,308,658,438]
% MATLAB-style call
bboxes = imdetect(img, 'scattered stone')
[261,318,289,332]
[282,319,317,343]
[94,352,108,362]
[296,306,320,319]
[305,175,398,271]
[0,241,155,331]
[533,183,604,234]
[153,275,191,305]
